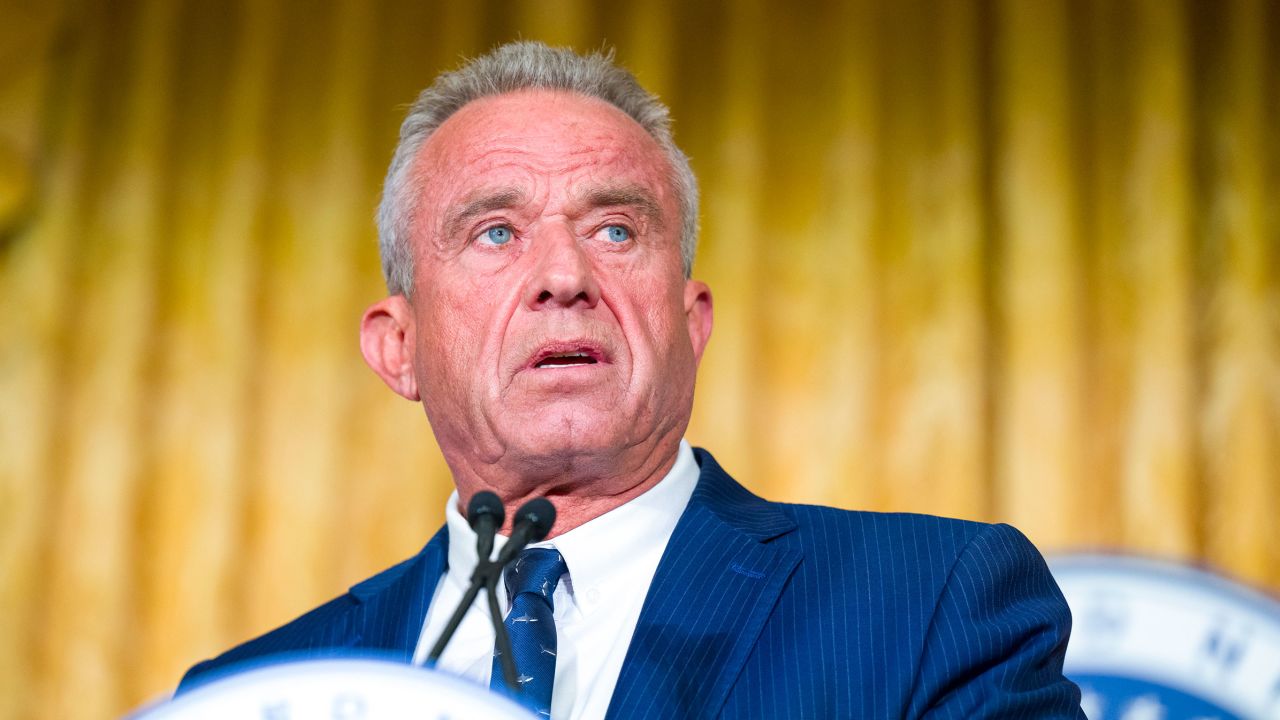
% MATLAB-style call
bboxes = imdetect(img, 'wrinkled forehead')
[411,90,678,218]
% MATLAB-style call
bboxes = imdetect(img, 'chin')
[500,411,626,469]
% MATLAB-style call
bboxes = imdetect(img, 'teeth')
[536,351,597,368]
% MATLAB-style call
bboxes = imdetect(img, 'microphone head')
[466,491,505,530]
[513,498,556,542]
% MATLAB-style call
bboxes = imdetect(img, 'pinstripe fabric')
[178,451,1084,718]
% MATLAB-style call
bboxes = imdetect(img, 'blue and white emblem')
[1051,554,1280,719]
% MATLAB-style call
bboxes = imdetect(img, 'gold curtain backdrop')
[1,0,1277,717]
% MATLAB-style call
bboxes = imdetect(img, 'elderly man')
[179,42,1084,718]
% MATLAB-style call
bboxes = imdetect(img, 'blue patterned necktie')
[491,548,568,717]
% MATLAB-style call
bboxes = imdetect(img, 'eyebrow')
[444,187,528,238]
[573,183,666,229]
[442,183,667,238]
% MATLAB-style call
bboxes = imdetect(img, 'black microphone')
[425,491,506,664]
[487,498,557,692]
[468,491,505,570]
[427,495,558,693]
[494,498,557,566]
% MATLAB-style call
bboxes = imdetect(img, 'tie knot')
[504,548,567,603]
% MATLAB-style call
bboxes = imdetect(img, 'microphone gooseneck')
[488,498,557,691]
[426,491,507,665]
[426,492,559,696]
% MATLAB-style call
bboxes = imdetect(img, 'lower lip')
[522,362,607,382]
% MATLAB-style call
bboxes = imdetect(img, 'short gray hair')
[376,41,700,296]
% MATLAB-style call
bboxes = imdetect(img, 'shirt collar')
[443,441,701,606]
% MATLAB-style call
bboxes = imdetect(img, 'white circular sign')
[1052,554,1280,719]
[129,659,535,720]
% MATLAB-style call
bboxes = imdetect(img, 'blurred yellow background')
[1,0,1277,717]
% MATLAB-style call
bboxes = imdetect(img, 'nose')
[523,225,600,310]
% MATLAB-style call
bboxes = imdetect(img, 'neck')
[448,436,683,539]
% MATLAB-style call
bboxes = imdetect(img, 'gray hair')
[375,41,700,296]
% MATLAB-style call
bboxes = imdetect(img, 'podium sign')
[1052,554,1280,720]
[130,659,535,720]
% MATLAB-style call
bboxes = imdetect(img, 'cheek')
[628,276,694,355]
[414,287,480,373]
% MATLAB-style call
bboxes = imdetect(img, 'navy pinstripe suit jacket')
[179,449,1085,718]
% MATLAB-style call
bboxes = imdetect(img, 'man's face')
[367,89,712,491]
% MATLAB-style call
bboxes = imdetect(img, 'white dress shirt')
[411,441,701,720]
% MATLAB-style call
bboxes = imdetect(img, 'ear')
[359,295,420,401]
[683,279,714,365]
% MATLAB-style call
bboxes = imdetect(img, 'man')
[179,42,1084,718]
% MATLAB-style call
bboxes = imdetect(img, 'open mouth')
[535,351,599,369]
[528,342,607,370]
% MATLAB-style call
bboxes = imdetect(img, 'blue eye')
[604,225,631,243]
[485,226,513,245]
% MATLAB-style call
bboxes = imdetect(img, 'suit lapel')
[344,526,449,661]
[606,450,801,719]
